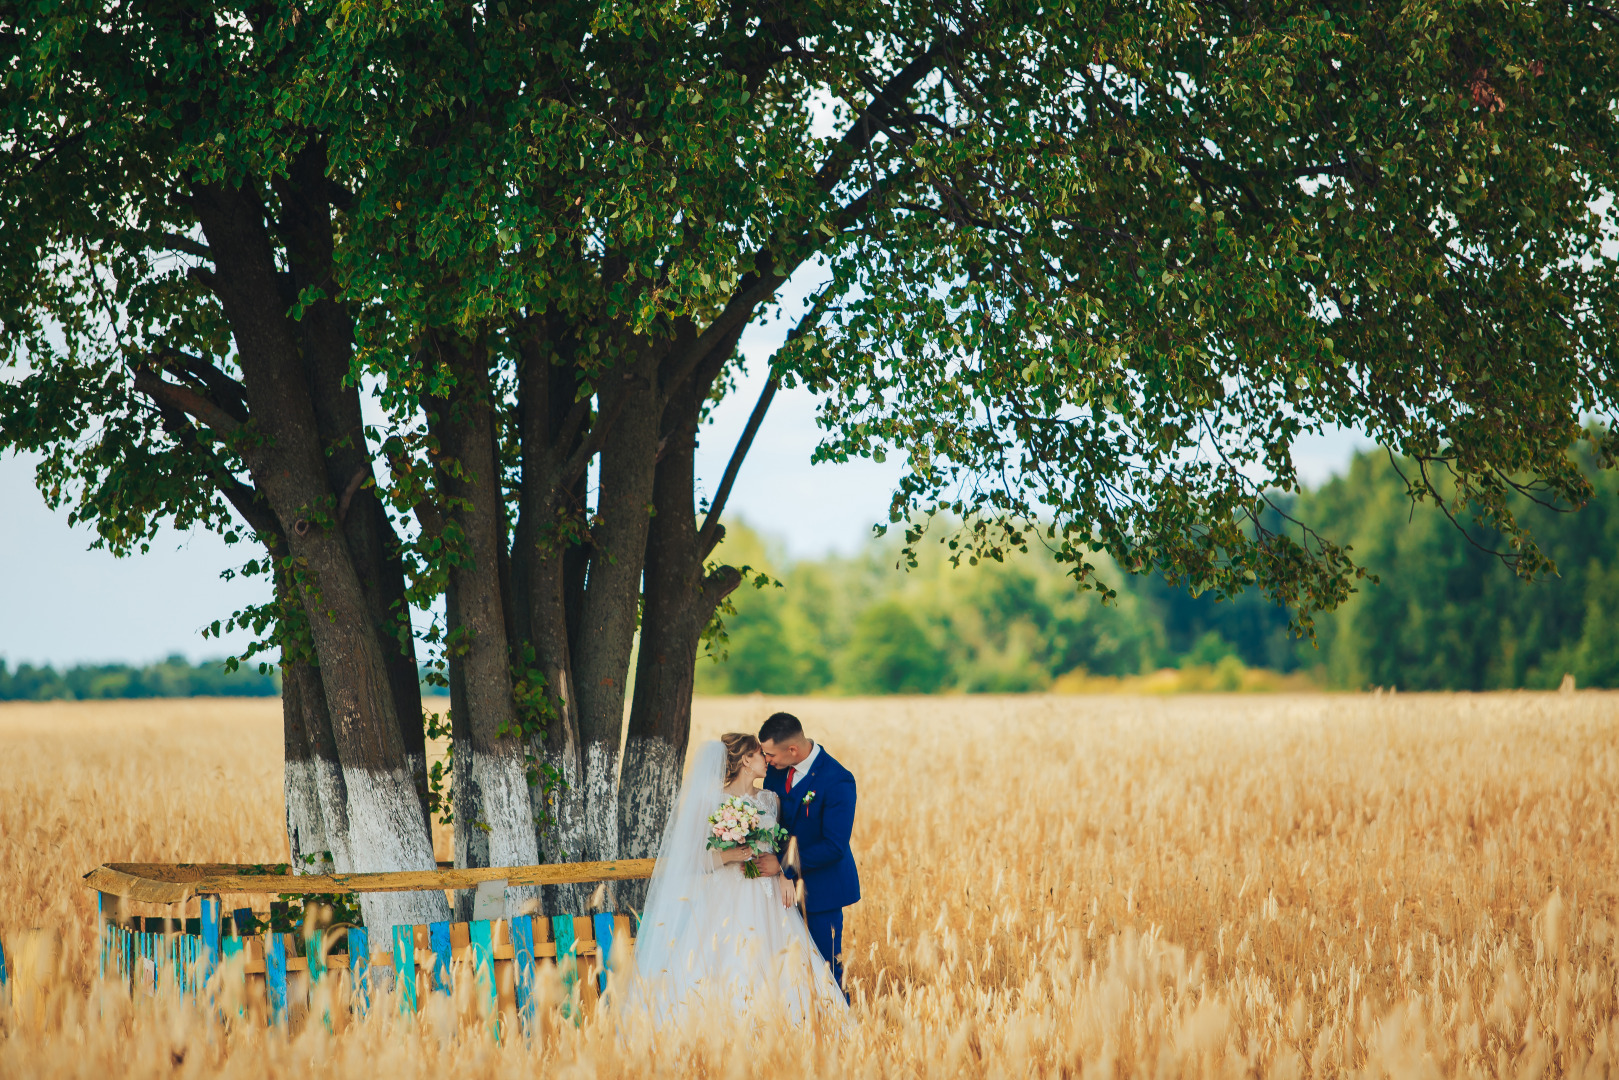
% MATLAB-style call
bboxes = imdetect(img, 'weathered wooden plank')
[262,939,590,971]
[266,934,288,1025]
[551,915,578,1021]
[84,859,657,901]
[510,914,536,1024]
[96,892,107,982]
[592,912,616,993]
[138,932,153,992]
[614,913,634,970]
[495,955,516,1023]
[81,867,192,905]
[393,924,416,1013]
[199,896,221,987]
[180,935,197,995]
[349,927,371,1012]
[574,916,599,1014]
[307,929,326,986]
[429,921,451,992]
[470,920,496,1016]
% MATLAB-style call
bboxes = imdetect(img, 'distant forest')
[5,448,1616,700]
[699,448,1619,694]
[0,654,280,700]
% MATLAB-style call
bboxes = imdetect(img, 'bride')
[626,733,848,1024]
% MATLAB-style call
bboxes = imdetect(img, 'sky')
[0,298,1371,668]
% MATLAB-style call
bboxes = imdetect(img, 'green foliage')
[0,654,279,701]
[841,601,949,695]
[697,520,1165,695]
[703,447,1619,694]
[1299,448,1619,690]
[800,3,1619,627]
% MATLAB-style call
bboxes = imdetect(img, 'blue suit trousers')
[805,907,846,997]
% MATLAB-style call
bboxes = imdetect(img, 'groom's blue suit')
[764,746,859,989]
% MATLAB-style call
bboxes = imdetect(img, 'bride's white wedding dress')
[626,741,848,1026]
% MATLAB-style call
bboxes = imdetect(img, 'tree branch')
[698,376,777,559]
[147,231,213,260]
[214,470,282,540]
[158,349,249,421]
[697,294,831,557]
[811,41,951,195]
[556,370,638,489]
[1583,2,1619,25]
[386,448,445,538]
[146,398,281,540]
[336,467,370,524]
[650,44,954,403]
[133,369,243,435]
[658,175,891,403]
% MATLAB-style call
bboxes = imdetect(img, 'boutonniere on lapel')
[801,791,817,806]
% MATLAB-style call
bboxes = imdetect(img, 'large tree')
[3,0,1616,930]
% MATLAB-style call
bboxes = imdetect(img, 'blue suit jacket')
[764,746,860,913]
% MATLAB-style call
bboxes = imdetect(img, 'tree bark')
[514,337,590,913]
[617,362,743,908]
[282,657,353,873]
[431,336,542,916]
[570,349,662,881]
[282,659,332,873]
[193,179,447,934]
[274,144,430,833]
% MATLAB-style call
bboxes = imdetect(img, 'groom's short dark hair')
[758,711,804,744]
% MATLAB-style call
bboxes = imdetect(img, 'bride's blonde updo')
[721,732,761,784]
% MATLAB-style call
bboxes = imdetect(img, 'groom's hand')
[752,852,781,876]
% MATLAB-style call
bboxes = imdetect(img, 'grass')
[1,692,1616,1077]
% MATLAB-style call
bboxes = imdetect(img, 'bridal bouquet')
[707,796,788,878]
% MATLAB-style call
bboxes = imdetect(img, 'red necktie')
[786,766,796,792]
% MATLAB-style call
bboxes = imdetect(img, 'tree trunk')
[569,352,662,882]
[275,144,431,835]
[282,660,333,873]
[618,377,742,909]
[432,337,542,916]
[283,656,354,869]
[194,180,447,935]
[446,578,487,920]
[513,338,592,913]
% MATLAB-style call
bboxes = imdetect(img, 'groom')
[759,711,859,991]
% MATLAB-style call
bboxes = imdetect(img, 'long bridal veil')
[627,739,727,1018]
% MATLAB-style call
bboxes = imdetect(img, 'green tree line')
[700,449,1619,694]
[0,654,279,701]
[8,446,1612,702]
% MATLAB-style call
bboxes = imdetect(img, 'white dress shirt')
[786,740,821,793]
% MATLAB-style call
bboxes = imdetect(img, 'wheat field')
[1,692,1616,1078]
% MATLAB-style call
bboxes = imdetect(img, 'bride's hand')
[717,846,755,865]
